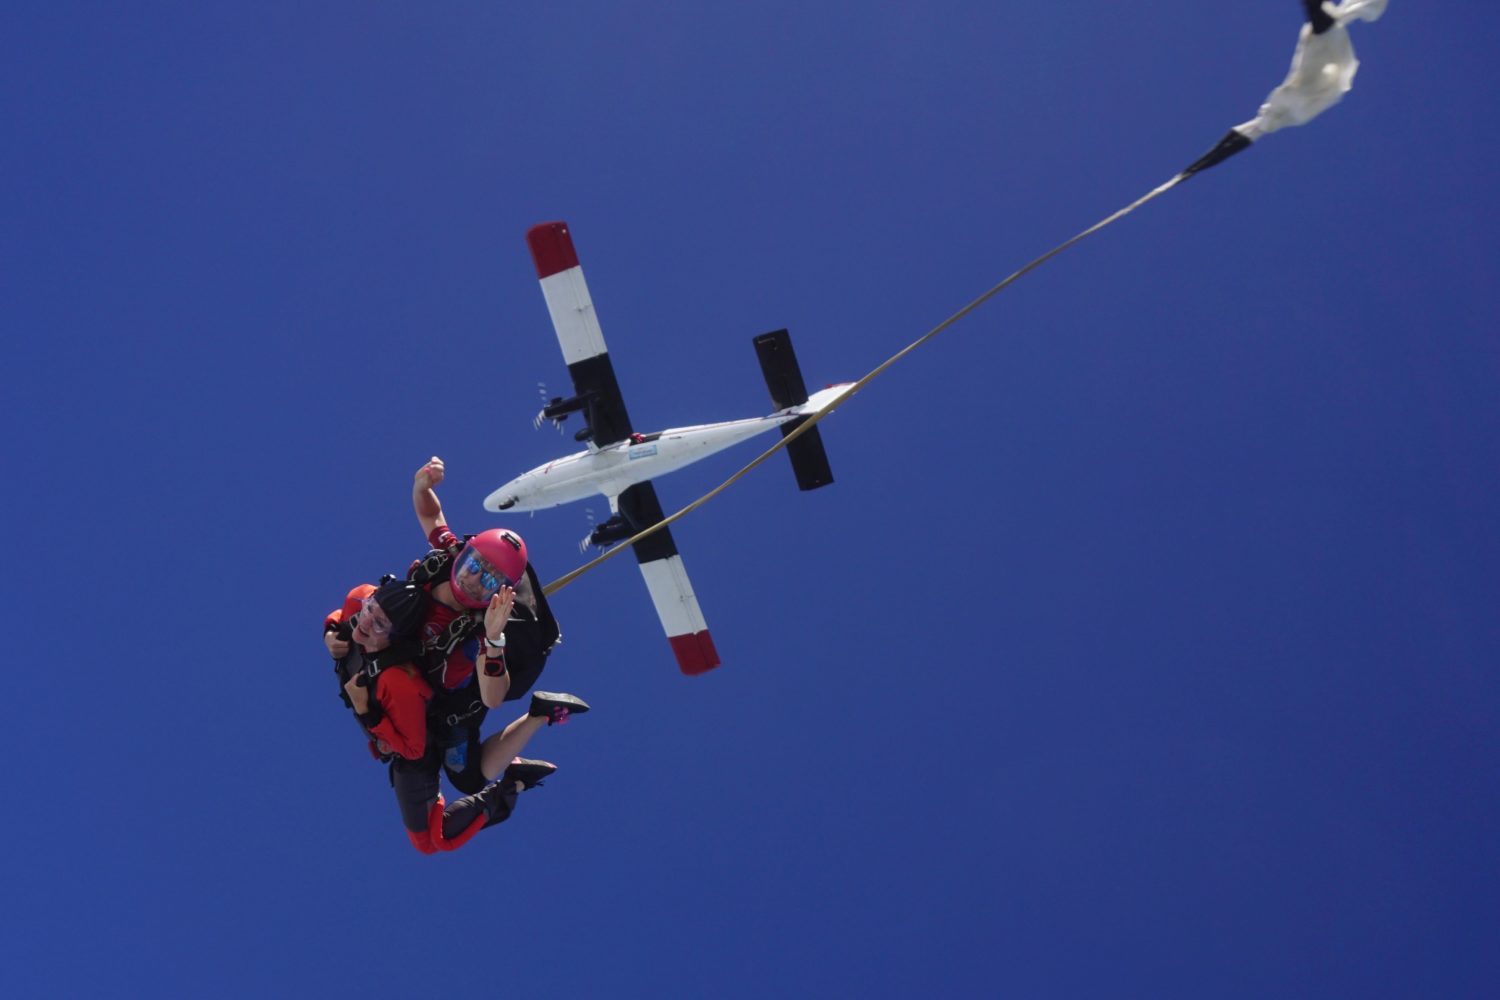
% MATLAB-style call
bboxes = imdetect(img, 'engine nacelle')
[542,392,593,423]
[588,514,635,547]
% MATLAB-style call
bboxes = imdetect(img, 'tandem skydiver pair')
[323,456,589,854]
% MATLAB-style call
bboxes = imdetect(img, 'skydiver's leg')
[390,754,443,853]
[439,779,524,841]
[1302,0,1336,34]
[478,713,549,780]
[399,730,564,852]
[407,739,525,851]
[477,691,591,779]
[439,758,559,842]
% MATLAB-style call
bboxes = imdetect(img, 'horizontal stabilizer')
[778,417,833,491]
[754,329,809,409]
[753,329,834,491]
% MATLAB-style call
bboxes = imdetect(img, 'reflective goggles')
[458,550,512,597]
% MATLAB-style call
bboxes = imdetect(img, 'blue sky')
[3,3,1496,997]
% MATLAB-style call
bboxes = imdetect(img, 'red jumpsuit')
[326,584,432,761]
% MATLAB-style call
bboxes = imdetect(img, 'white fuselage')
[485,383,852,512]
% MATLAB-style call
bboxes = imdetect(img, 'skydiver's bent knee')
[390,756,442,834]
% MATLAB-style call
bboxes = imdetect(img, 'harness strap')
[406,533,470,588]
[440,696,486,728]
[407,549,452,588]
[362,637,425,680]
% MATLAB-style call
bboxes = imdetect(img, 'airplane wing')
[616,481,720,676]
[526,222,722,675]
[527,221,635,447]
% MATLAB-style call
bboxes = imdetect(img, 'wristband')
[485,634,507,650]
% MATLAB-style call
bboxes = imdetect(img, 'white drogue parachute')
[1236,0,1389,141]
[1180,0,1389,178]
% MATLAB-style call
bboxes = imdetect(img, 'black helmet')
[370,580,429,640]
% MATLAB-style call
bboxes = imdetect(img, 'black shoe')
[503,757,558,790]
[472,779,520,829]
[528,691,590,725]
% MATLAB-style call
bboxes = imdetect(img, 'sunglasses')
[358,595,393,636]
[459,551,512,596]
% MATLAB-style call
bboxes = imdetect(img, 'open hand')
[484,586,515,639]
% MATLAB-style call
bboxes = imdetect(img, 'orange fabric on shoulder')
[325,583,378,630]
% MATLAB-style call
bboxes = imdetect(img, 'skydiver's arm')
[345,672,374,717]
[324,584,374,657]
[476,589,515,709]
[477,649,511,708]
[413,456,448,539]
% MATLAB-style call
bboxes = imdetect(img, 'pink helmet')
[448,528,529,609]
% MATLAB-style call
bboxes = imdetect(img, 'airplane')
[484,221,852,676]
